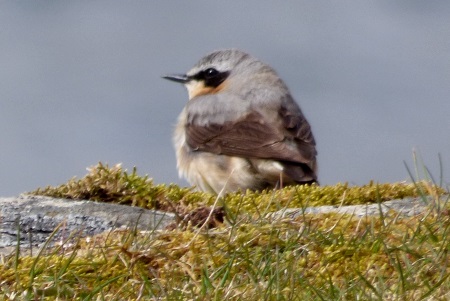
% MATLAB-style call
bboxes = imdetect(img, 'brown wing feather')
[185,107,316,165]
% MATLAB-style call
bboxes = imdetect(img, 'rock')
[270,196,443,220]
[0,194,444,256]
[0,195,175,255]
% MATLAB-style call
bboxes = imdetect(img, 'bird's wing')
[185,96,317,165]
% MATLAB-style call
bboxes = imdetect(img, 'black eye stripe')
[192,68,230,88]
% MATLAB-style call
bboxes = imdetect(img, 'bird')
[163,49,318,194]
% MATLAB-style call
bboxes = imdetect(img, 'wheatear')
[163,49,318,194]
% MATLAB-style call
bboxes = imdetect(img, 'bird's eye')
[204,68,219,78]
[196,68,229,88]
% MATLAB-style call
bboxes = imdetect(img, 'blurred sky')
[1,1,449,196]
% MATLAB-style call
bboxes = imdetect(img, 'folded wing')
[185,94,318,182]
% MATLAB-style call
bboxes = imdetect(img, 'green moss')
[29,162,444,216]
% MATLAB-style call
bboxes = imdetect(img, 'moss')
[29,162,445,216]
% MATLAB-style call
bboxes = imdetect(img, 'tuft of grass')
[1,195,450,300]
[29,163,216,214]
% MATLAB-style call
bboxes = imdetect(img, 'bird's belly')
[177,145,292,194]
[178,149,260,194]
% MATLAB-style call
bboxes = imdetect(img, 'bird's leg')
[279,172,284,189]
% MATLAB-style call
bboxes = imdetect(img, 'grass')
[1,162,449,300]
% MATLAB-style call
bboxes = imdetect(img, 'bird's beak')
[162,74,190,84]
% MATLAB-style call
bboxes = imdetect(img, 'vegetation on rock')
[0,162,447,300]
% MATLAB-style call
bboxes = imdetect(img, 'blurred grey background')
[1,1,449,196]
